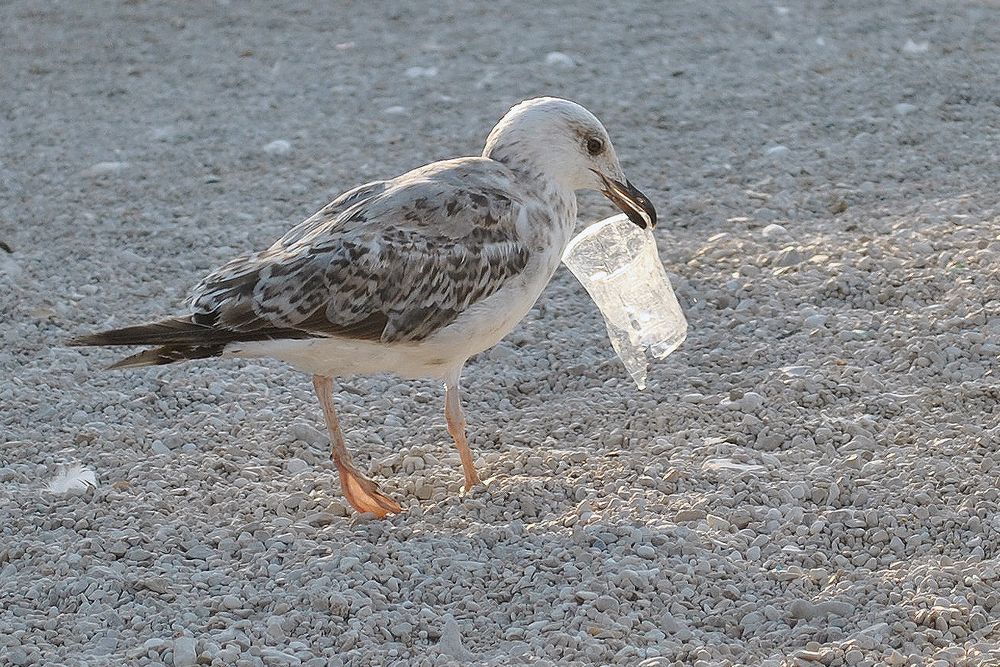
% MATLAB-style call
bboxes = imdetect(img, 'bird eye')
[586,137,604,156]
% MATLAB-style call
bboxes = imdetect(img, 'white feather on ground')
[47,463,97,494]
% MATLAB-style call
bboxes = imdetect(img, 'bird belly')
[223,336,457,380]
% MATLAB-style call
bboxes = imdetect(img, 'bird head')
[483,97,656,230]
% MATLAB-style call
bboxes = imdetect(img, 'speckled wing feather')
[188,158,530,344]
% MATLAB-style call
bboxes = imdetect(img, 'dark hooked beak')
[593,169,657,229]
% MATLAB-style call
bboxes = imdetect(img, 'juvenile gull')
[69,97,657,517]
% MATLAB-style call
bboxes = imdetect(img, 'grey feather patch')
[186,158,537,344]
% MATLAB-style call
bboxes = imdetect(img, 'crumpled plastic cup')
[562,213,687,389]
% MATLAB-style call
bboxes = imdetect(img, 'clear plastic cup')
[562,214,687,389]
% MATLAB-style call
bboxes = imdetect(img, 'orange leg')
[445,376,480,491]
[312,375,401,518]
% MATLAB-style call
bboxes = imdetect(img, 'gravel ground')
[3,1,1000,665]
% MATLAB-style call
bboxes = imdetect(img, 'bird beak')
[592,169,657,229]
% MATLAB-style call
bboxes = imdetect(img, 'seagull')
[69,97,657,517]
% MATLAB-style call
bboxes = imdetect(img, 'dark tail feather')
[67,316,217,347]
[68,316,229,369]
[107,344,226,369]
[69,315,317,369]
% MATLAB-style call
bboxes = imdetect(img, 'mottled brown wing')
[188,159,530,344]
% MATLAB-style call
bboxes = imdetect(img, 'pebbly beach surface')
[2,1,999,665]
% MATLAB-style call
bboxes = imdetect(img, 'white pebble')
[405,66,438,78]
[263,139,292,156]
[760,223,791,241]
[150,126,176,141]
[544,52,576,68]
[80,161,129,177]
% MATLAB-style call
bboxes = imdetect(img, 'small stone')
[151,441,170,456]
[760,223,791,241]
[902,39,929,54]
[81,161,129,177]
[5,648,28,666]
[636,545,656,559]
[594,596,619,613]
[660,612,680,633]
[740,610,764,631]
[885,650,906,666]
[265,617,285,640]
[289,422,327,446]
[151,126,176,141]
[545,51,576,68]
[790,599,817,619]
[261,648,300,665]
[339,556,361,572]
[285,458,308,475]
[405,66,438,78]
[845,649,864,665]
[172,637,197,667]
[894,103,917,115]
[137,577,170,594]
[222,594,242,610]
[854,624,889,649]
[262,140,292,156]
[674,509,706,522]
[186,545,215,560]
[774,246,805,267]
[740,391,765,412]
[766,145,790,157]
[816,600,854,617]
[415,480,434,500]
[438,615,474,661]
[804,314,828,329]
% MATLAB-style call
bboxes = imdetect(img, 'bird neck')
[497,163,574,211]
